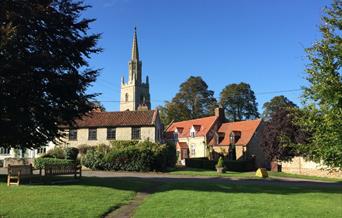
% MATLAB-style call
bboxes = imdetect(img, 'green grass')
[269,171,342,182]
[169,167,342,182]
[134,181,342,218]
[0,176,150,218]
[168,167,258,178]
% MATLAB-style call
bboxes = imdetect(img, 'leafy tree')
[0,0,101,149]
[220,82,259,121]
[261,108,306,163]
[296,1,342,169]
[161,76,217,124]
[262,95,297,121]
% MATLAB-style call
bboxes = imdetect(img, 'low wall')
[282,156,342,179]
[3,158,34,168]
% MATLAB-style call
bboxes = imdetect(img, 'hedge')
[185,158,256,172]
[83,141,176,172]
[34,158,74,169]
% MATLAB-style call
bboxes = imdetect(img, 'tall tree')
[297,1,342,169]
[161,76,217,124]
[261,107,306,163]
[262,96,297,121]
[220,82,259,121]
[0,0,101,149]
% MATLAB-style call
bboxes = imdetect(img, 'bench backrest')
[8,164,33,176]
[44,164,80,176]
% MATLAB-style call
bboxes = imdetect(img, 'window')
[88,128,97,140]
[132,127,141,140]
[107,128,116,140]
[190,131,196,138]
[69,129,77,141]
[0,147,10,155]
[37,147,46,154]
[190,144,196,157]
[173,132,178,141]
[125,93,129,102]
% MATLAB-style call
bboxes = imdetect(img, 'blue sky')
[83,0,330,112]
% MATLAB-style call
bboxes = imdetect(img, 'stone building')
[120,28,151,111]
[61,110,163,146]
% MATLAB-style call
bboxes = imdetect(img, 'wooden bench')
[44,164,82,179]
[7,164,36,186]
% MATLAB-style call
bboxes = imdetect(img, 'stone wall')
[282,156,342,179]
[63,126,157,148]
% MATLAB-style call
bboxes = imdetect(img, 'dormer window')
[230,131,241,145]
[190,125,200,138]
[218,132,225,144]
[173,130,179,141]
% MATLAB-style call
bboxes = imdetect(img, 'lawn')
[168,167,342,182]
[0,176,149,218]
[168,167,257,178]
[1,173,341,218]
[134,181,342,218]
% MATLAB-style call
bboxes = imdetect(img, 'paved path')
[82,170,342,188]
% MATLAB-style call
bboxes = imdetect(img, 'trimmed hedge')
[83,141,176,172]
[34,158,74,169]
[185,158,256,172]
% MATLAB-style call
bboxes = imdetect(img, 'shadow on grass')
[1,173,341,196]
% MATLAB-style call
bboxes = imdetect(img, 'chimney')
[215,107,225,121]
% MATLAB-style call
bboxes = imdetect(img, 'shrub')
[82,141,176,172]
[216,157,224,168]
[78,144,92,156]
[185,158,256,172]
[110,140,139,149]
[82,148,106,170]
[34,158,73,169]
[64,147,79,160]
[44,147,65,159]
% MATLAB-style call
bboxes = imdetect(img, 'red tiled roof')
[68,110,158,128]
[177,142,189,149]
[209,119,262,146]
[166,116,218,138]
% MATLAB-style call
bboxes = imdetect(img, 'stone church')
[120,28,151,111]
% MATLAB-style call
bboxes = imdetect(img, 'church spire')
[131,27,139,61]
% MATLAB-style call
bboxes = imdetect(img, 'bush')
[34,158,73,169]
[110,140,139,149]
[44,147,65,159]
[78,144,92,156]
[64,147,79,160]
[82,141,176,172]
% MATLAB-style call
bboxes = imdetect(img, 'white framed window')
[190,144,196,157]
[37,147,46,154]
[0,147,11,155]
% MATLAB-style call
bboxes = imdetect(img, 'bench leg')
[7,176,10,186]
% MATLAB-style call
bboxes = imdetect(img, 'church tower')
[120,28,151,111]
